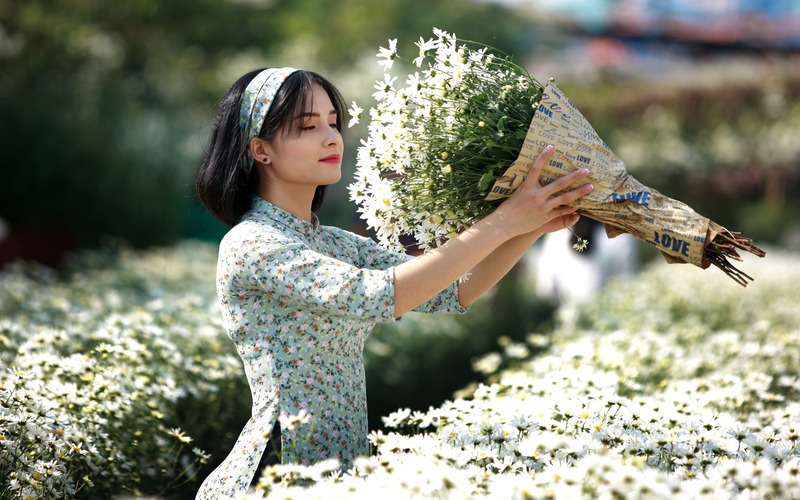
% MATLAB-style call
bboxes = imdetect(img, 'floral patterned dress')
[195,197,468,499]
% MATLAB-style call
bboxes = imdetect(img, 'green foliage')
[265,0,529,69]
[733,200,800,244]
[366,268,557,431]
[0,0,532,248]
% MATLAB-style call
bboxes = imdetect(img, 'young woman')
[194,67,593,498]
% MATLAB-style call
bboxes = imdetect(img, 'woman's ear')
[249,137,272,165]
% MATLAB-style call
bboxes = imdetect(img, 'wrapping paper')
[487,81,763,278]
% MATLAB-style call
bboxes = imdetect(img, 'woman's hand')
[487,145,593,238]
[393,145,592,316]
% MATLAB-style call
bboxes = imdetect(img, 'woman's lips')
[320,154,341,163]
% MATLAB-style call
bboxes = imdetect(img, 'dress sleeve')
[240,234,397,321]
[345,230,469,315]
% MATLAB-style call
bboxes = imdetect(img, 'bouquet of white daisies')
[348,29,765,285]
[348,29,543,250]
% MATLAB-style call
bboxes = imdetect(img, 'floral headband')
[239,67,299,174]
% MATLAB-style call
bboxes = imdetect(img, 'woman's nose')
[326,127,342,146]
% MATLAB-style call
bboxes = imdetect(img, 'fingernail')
[581,169,590,175]
[544,144,554,152]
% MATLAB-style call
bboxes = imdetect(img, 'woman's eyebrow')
[296,110,338,119]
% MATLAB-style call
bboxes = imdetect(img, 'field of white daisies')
[2,241,799,499]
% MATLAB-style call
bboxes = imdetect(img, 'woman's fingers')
[519,145,592,200]
[519,144,554,189]
[543,166,592,196]
[495,145,594,238]
[549,181,594,207]
[537,212,581,235]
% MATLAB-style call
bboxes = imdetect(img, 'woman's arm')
[455,230,541,308]
[457,200,590,307]
[393,146,593,317]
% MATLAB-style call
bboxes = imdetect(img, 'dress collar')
[245,196,319,236]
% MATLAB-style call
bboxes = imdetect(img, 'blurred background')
[2,0,799,464]
[2,0,798,267]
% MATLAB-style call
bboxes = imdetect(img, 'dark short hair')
[195,69,346,227]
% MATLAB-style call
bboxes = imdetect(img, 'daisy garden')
[1,237,798,499]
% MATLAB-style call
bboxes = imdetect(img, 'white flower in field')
[509,414,535,437]
[621,429,649,456]
[407,410,437,429]
[469,419,499,443]
[504,342,529,359]
[742,433,771,457]
[472,352,502,375]
[380,433,416,457]
[192,447,211,463]
[764,443,794,465]
[726,424,754,444]
[473,443,498,463]
[33,459,62,479]
[517,437,542,459]
[5,366,35,385]
[487,455,524,474]
[442,426,474,449]
[473,383,503,402]
[489,423,517,449]
[382,407,412,428]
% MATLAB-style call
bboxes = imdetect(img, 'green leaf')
[478,171,494,191]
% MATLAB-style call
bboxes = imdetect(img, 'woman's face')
[261,83,343,193]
